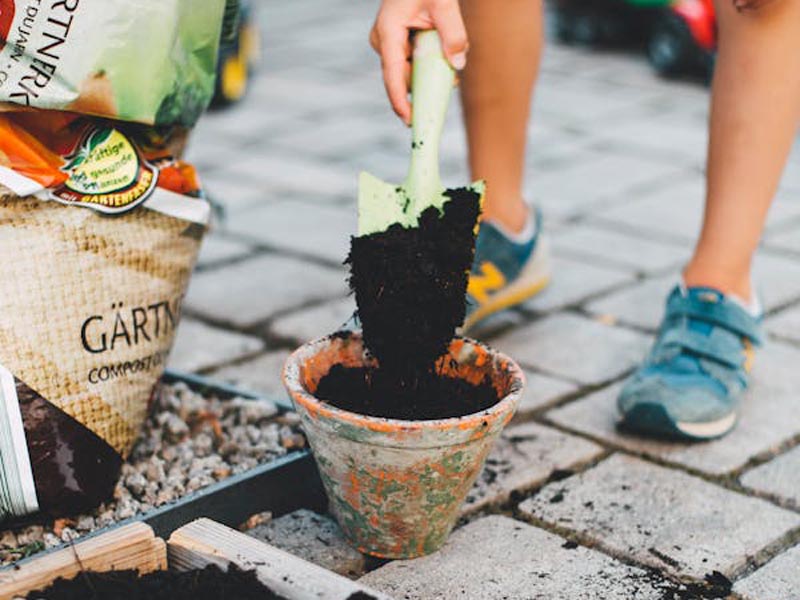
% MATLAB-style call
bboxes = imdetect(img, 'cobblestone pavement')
[171,1,800,597]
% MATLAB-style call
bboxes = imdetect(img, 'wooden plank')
[0,523,166,600]
[169,518,392,600]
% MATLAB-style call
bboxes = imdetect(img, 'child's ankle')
[682,265,753,304]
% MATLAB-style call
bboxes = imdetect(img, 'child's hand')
[370,0,468,125]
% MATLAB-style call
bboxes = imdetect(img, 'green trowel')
[349,30,485,373]
[358,30,484,236]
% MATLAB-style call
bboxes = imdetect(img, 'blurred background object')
[552,0,716,79]
[213,0,263,107]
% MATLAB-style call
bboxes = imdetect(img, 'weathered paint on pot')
[283,332,524,559]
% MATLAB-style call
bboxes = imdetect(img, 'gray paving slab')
[168,318,265,373]
[225,199,355,264]
[586,251,800,331]
[590,111,709,168]
[753,251,800,311]
[248,510,365,578]
[533,76,663,126]
[734,543,800,600]
[585,274,676,331]
[518,454,800,579]
[766,305,800,344]
[360,515,669,600]
[208,350,292,401]
[200,172,270,213]
[517,371,580,415]
[196,236,253,268]
[271,113,394,161]
[491,313,651,385]
[593,178,800,243]
[521,255,634,313]
[741,445,800,507]
[554,223,689,274]
[184,254,347,328]
[223,151,356,201]
[269,297,356,343]
[766,226,800,254]
[546,341,800,475]
[464,422,604,515]
[526,147,683,219]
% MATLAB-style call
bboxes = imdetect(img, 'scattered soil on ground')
[24,565,286,600]
[315,363,498,420]
[348,187,481,376]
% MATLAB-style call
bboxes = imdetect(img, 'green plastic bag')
[0,0,227,126]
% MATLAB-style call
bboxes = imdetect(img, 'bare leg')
[683,0,800,300]
[459,0,543,233]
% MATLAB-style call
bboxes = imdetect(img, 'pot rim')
[282,332,525,435]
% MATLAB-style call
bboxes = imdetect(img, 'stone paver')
[223,151,355,201]
[360,515,669,600]
[168,318,264,373]
[270,297,356,343]
[593,177,800,243]
[734,544,800,600]
[586,251,800,331]
[591,111,708,169]
[464,422,604,515]
[553,223,689,275]
[208,350,292,402]
[585,274,677,331]
[527,148,684,220]
[516,371,579,415]
[225,199,355,264]
[765,305,800,344]
[195,235,253,268]
[545,341,800,476]
[522,255,634,313]
[492,313,651,385]
[766,225,800,254]
[201,171,270,212]
[518,454,800,579]
[185,254,348,328]
[741,446,800,508]
[248,510,365,578]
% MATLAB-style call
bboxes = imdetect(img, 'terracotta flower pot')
[283,332,524,559]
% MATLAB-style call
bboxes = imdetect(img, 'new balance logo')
[468,262,506,304]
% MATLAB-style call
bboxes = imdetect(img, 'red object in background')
[0,0,14,51]
[672,0,716,51]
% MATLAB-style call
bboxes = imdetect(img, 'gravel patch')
[0,382,305,567]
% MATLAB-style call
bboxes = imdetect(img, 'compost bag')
[0,110,210,522]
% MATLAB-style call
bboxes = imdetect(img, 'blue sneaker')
[463,209,551,333]
[618,286,763,441]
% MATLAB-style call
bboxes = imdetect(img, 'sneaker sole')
[675,413,738,440]
[619,403,738,441]
[462,235,552,334]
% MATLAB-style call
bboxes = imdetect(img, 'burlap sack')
[0,114,209,520]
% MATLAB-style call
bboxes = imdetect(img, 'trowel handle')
[404,30,456,209]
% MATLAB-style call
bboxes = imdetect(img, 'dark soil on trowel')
[24,565,288,600]
[316,363,498,420]
[341,187,489,419]
[348,186,481,374]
